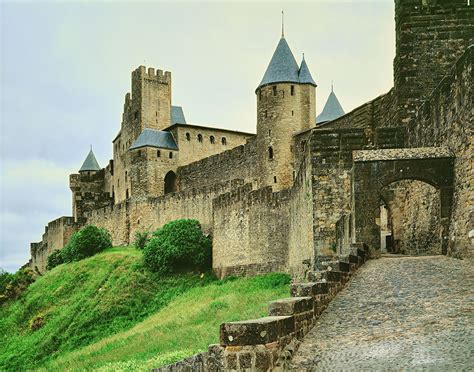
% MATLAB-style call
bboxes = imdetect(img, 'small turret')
[316,84,345,124]
[79,148,101,173]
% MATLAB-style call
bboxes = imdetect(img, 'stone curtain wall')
[212,186,290,278]
[177,138,258,190]
[287,142,315,279]
[407,46,473,258]
[394,0,474,125]
[384,180,442,255]
[30,217,86,273]
[86,180,243,247]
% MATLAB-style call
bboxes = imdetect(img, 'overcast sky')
[0,0,395,272]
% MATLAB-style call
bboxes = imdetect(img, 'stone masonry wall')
[86,180,244,247]
[212,185,290,278]
[177,137,258,190]
[407,45,473,258]
[30,217,86,273]
[384,180,442,255]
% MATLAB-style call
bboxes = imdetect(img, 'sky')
[0,0,395,272]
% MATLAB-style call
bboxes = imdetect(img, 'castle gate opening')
[164,171,178,194]
[352,148,454,255]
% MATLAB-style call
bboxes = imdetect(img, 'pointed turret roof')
[316,88,345,123]
[79,148,101,172]
[258,37,300,89]
[298,55,316,86]
[258,37,317,89]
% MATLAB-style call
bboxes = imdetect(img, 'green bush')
[0,268,35,304]
[46,250,64,270]
[143,219,211,274]
[133,230,150,250]
[61,225,112,263]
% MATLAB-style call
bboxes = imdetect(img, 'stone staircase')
[156,243,369,371]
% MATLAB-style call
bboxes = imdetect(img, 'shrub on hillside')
[143,219,211,274]
[133,230,150,250]
[61,225,112,263]
[0,268,35,304]
[46,250,64,270]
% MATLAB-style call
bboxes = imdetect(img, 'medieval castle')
[29,0,473,276]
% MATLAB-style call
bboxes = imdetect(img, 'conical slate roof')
[298,57,317,86]
[316,90,345,123]
[79,149,101,172]
[258,37,317,89]
[258,37,300,88]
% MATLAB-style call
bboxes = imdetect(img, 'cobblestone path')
[290,256,474,371]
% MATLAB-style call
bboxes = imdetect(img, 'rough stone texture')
[290,256,474,370]
[30,217,86,273]
[256,82,316,191]
[407,45,473,259]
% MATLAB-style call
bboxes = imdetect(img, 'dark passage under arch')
[164,171,178,194]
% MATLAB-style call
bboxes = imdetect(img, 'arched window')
[185,132,191,141]
[157,150,161,157]
[210,135,215,144]
[273,176,277,184]
[164,171,178,194]
[169,152,173,159]
[268,146,274,159]
[222,137,227,145]
[197,134,203,142]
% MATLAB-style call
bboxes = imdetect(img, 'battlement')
[132,65,171,84]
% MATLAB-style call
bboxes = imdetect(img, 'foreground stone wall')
[212,186,290,278]
[407,46,473,258]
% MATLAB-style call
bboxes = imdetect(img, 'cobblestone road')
[290,256,474,371]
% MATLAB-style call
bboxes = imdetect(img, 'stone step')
[291,282,329,297]
[220,316,294,346]
[315,260,351,273]
[308,270,343,283]
[268,297,313,316]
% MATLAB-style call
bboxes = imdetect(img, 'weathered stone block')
[268,297,313,316]
[220,316,295,346]
[291,282,329,297]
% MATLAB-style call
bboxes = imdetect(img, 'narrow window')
[134,111,139,120]
[185,132,191,141]
[268,146,274,159]
[259,90,262,101]
[118,179,120,187]
[264,110,268,118]
[157,150,161,157]
[210,135,215,144]
[291,85,295,96]
[126,189,129,199]
[138,149,142,157]
[268,129,271,136]
[293,171,296,180]
[169,152,173,159]
[222,137,227,145]
[125,171,127,182]
[273,86,277,96]
[198,134,203,142]
[156,111,158,116]
[273,176,277,184]
[291,110,294,116]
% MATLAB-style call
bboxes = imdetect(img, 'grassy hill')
[0,247,290,370]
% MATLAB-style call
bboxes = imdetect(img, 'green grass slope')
[0,247,290,370]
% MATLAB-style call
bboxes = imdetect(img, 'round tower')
[256,35,317,191]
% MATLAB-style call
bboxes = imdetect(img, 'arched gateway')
[352,148,454,254]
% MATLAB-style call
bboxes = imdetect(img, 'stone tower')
[130,66,172,139]
[256,36,317,191]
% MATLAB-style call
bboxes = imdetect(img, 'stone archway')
[352,148,454,255]
[164,171,178,194]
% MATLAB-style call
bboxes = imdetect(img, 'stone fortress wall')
[29,0,473,275]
